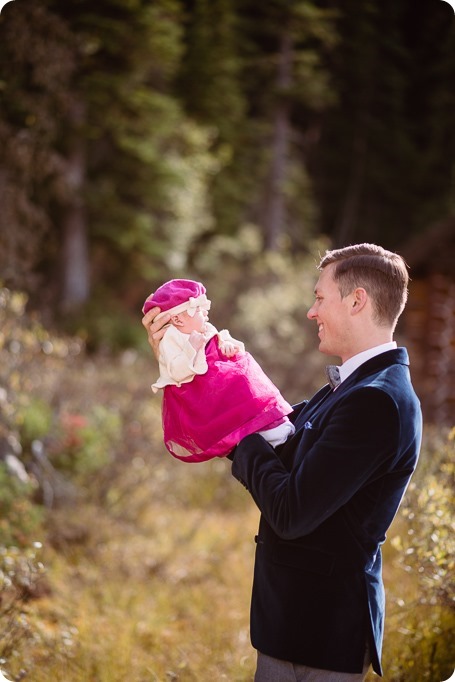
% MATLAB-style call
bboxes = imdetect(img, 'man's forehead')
[314,265,335,292]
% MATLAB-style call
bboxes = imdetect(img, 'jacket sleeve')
[231,386,401,540]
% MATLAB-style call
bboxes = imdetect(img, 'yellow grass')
[1,341,452,682]
[6,458,259,681]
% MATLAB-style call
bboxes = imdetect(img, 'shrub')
[379,427,455,681]
[49,406,121,483]
[0,542,46,667]
[0,463,43,548]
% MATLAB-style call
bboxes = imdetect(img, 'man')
[142,243,422,681]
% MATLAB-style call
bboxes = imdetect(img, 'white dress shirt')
[338,342,398,385]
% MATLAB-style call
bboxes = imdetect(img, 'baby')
[143,279,295,462]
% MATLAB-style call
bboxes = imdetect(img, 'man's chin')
[319,345,337,359]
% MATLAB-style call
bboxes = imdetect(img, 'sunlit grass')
[6,457,258,681]
[4,436,454,681]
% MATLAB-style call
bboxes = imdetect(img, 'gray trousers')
[254,647,371,682]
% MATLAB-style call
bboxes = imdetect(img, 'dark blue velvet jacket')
[231,348,422,675]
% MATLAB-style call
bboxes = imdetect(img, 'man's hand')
[141,306,170,360]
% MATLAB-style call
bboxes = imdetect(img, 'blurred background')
[0,0,454,680]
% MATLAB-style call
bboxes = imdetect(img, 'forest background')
[0,0,454,680]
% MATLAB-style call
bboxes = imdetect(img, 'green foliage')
[205,0,337,244]
[49,406,121,482]
[179,0,246,137]
[60,0,197,293]
[376,427,455,681]
[0,542,47,665]
[0,285,83,440]
[0,0,215,307]
[315,0,455,248]
[0,1,77,291]
[60,296,146,353]
[0,465,43,547]
[399,428,454,611]
[17,398,53,448]
[2,0,454,317]
[0,285,81,540]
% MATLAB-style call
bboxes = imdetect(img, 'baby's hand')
[189,331,206,351]
[219,340,240,357]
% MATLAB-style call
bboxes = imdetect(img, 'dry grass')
[6,453,259,681]
[2,339,453,682]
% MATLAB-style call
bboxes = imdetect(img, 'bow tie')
[326,364,341,389]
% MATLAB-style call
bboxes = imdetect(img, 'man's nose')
[307,305,316,320]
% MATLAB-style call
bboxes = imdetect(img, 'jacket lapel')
[293,348,410,433]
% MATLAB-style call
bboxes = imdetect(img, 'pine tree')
[0,1,78,299]
[0,0,208,312]
[233,0,337,251]
[313,0,455,248]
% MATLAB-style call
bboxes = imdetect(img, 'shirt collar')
[338,342,397,384]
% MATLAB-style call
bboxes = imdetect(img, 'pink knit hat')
[142,279,211,318]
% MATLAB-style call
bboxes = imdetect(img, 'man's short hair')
[318,243,409,328]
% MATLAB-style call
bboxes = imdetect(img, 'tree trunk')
[60,100,90,312]
[334,127,367,247]
[263,30,292,251]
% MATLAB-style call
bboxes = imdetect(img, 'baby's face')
[175,306,208,334]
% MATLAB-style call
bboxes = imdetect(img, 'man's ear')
[351,288,368,314]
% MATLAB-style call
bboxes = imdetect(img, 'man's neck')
[338,342,397,384]
[341,328,394,364]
